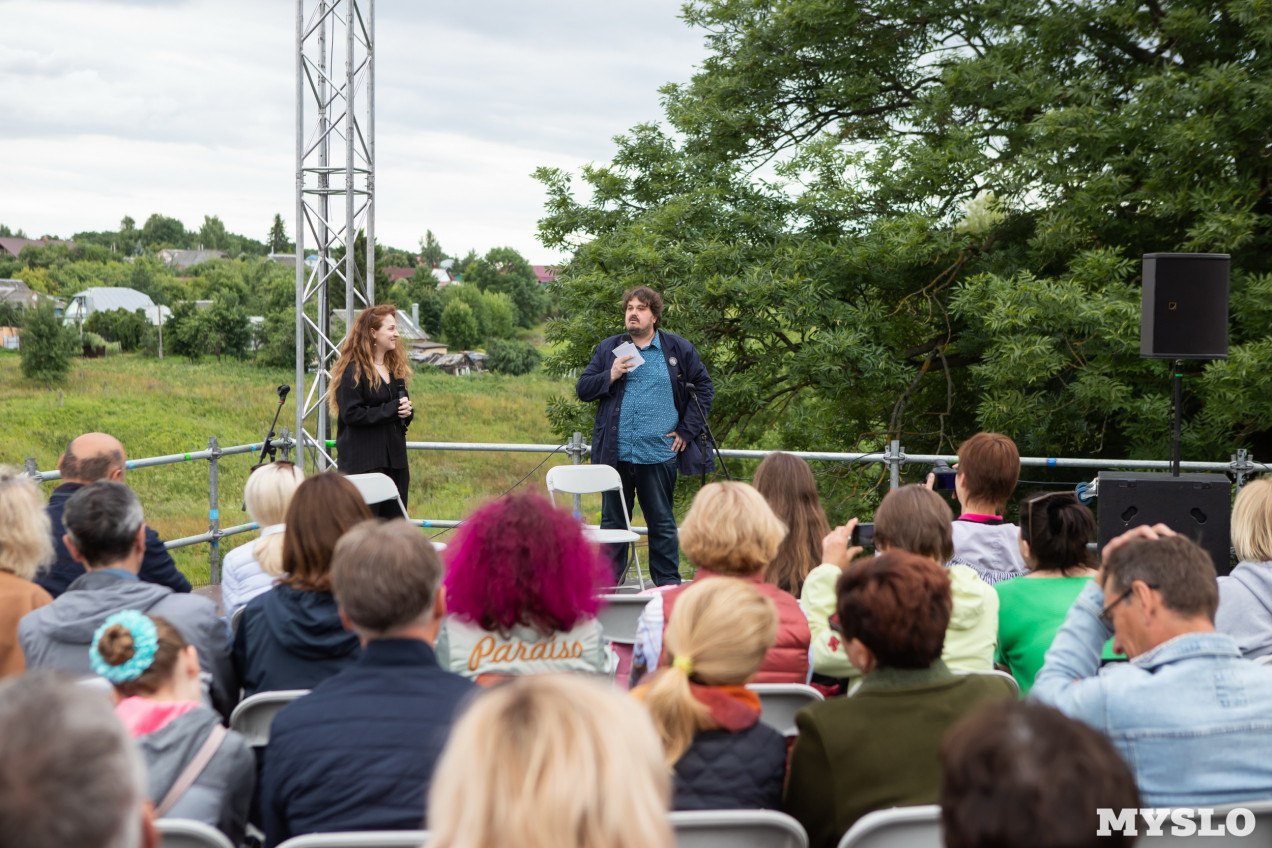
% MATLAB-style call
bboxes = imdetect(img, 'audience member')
[804,485,997,687]
[233,472,370,696]
[37,432,191,597]
[93,611,254,845]
[261,519,475,846]
[996,491,1114,695]
[221,461,304,621]
[0,466,54,676]
[634,578,786,810]
[434,493,613,683]
[784,551,1014,848]
[1033,526,1272,806]
[937,432,1028,584]
[429,674,673,848]
[19,481,235,716]
[753,452,830,596]
[0,671,157,848]
[632,482,810,684]
[1216,477,1272,658]
[940,700,1140,848]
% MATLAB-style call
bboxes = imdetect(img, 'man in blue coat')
[259,519,475,846]
[576,287,714,586]
[37,432,190,597]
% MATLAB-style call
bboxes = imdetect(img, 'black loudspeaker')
[1140,253,1229,359]
[1097,472,1232,575]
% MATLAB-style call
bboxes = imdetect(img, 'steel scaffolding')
[294,0,375,471]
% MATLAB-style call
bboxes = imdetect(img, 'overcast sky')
[0,0,708,263]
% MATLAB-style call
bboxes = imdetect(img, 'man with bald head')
[36,432,191,597]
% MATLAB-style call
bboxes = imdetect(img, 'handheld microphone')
[277,384,290,401]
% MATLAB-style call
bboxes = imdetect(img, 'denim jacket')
[1032,581,1272,807]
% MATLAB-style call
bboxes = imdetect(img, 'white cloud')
[0,0,706,262]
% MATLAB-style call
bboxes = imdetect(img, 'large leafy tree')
[464,247,547,328]
[537,0,1272,468]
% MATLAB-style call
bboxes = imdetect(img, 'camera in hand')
[931,460,957,491]
[852,522,875,547]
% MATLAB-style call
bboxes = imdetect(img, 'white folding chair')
[596,593,654,644]
[546,464,645,589]
[277,832,429,848]
[342,472,445,551]
[229,606,245,638]
[156,818,235,848]
[670,809,808,848]
[836,805,942,848]
[228,689,310,747]
[952,668,1020,697]
[747,683,824,736]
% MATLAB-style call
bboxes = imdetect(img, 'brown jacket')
[0,571,52,677]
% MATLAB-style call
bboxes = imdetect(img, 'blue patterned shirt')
[617,332,679,464]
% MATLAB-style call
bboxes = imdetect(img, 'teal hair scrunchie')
[90,610,160,684]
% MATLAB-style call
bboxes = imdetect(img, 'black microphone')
[685,382,697,395]
[277,384,290,400]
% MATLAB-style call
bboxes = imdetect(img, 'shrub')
[19,302,76,385]
[486,339,542,376]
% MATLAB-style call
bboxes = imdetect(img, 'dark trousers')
[366,465,409,519]
[600,458,681,586]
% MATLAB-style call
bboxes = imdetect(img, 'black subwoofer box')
[1140,253,1229,360]
[1097,471,1232,575]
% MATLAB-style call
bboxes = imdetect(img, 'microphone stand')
[258,384,290,466]
[685,383,731,485]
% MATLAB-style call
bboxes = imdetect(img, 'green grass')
[0,350,616,586]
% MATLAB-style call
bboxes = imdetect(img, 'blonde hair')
[678,482,787,576]
[243,463,304,576]
[429,675,672,848]
[1233,478,1272,563]
[0,466,54,580]
[642,579,777,765]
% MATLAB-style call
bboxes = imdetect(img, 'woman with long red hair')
[329,303,414,517]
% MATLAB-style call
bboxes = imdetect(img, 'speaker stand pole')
[1171,359,1183,477]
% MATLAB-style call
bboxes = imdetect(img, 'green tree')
[419,229,445,268]
[441,299,482,350]
[464,247,545,328]
[268,214,290,254]
[84,308,151,352]
[140,214,186,249]
[537,0,1272,468]
[19,302,77,385]
[199,215,228,251]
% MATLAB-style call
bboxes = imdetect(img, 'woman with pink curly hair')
[434,492,616,684]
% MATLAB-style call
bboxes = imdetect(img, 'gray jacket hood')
[1216,561,1272,659]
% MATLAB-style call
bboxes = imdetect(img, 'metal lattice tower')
[294,0,375,471]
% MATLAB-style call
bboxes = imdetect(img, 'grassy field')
[0,350,624,586]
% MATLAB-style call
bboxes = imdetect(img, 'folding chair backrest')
[228,689,310,747]
[229,606,245,638]
[596,594,654,644]
[545,464,623,497]
[748,683,825,736]
[344,473,406,509]
[157,818,235,848]
[670,809,808,848]
[836,805,942,848]
[277,832,430,848]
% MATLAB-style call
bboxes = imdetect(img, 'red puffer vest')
[660,570,811,684]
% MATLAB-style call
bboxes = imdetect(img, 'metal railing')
[24,434,1270,585]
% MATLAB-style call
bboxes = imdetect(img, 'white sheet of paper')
[612,341,645,369]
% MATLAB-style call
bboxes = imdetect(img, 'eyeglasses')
[1098,582,1159,627]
